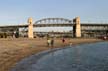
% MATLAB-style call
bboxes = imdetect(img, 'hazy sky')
[0,0,108,26]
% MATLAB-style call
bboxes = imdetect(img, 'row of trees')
[0,32,19,38]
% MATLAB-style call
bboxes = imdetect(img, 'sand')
[0,38,103,71]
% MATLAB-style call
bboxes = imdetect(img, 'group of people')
[47,38,54,47]
[47,37,66,47]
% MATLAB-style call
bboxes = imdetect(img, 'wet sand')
[0,38,102,71]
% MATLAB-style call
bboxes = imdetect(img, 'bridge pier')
[73,17,81,38]
[28,17,34,38]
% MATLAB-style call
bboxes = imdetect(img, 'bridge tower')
[73,17,81,38]
[28,17,34,38]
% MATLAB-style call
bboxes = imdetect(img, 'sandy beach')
[0,38,103,71]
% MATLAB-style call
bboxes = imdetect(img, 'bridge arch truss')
[34,18,72,24]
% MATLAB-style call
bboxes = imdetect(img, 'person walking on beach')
[47,38,51,47]
[51,38,54,47]
[62,38,65,43]
[62,38,65,46]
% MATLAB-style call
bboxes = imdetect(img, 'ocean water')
[11,42,108,71]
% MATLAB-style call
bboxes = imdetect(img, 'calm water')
[11,42,108,71]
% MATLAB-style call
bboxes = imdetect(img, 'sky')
[0,0,108,31]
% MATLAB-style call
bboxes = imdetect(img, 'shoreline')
[0,38,104,71]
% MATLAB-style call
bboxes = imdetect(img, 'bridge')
[0,17,108,38]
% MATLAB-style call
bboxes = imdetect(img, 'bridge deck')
[0,23,108,28]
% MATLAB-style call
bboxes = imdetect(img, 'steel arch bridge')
[0,17,108,38]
